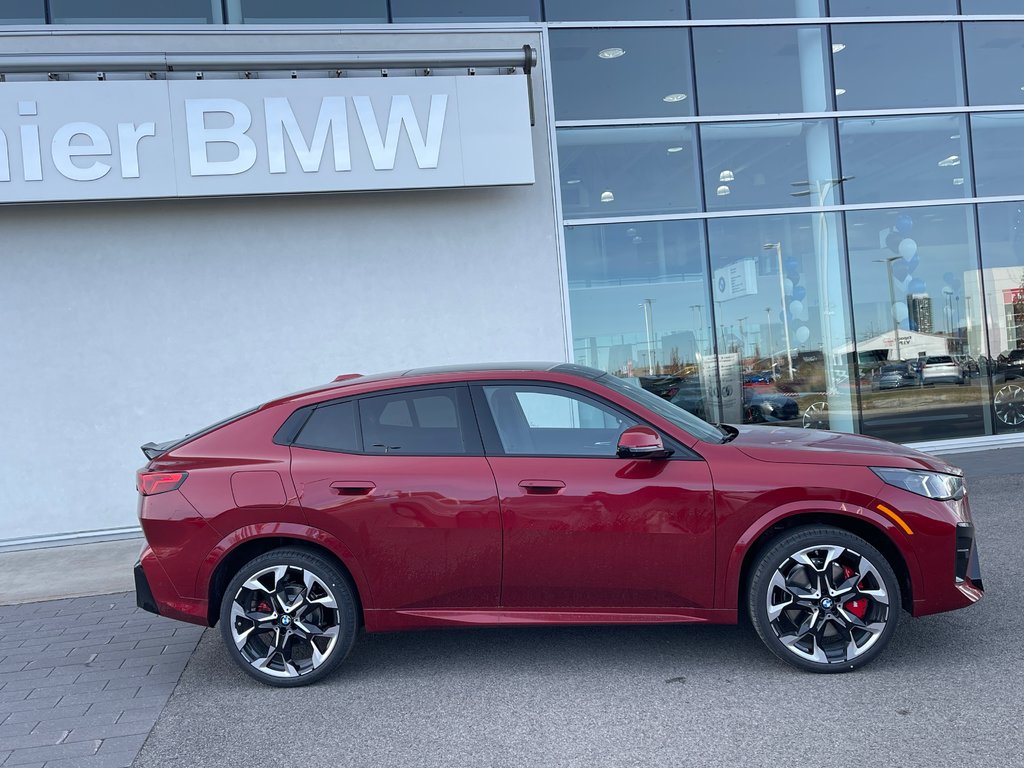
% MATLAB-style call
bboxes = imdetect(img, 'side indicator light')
[138,471,188,496]
[875,503,913,535]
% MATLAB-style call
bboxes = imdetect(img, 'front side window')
[482,385,636,456]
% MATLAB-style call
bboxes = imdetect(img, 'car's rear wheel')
[748,526,901,673]
[219,548,358,687]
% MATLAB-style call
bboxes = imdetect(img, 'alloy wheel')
[765,544,890,665]
[994,383,1024,427]
[229,565,341,679]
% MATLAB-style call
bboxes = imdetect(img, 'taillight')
[138,471,188,496]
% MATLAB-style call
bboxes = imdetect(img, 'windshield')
[596,374,725,444]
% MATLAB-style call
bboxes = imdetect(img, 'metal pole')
[773,243,795,380]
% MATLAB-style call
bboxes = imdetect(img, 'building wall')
[0,28,565,543]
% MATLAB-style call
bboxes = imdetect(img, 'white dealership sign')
[0,75,534,204]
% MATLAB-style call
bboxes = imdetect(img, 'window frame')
[469,380,699,460]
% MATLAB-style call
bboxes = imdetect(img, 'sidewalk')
[0,540,141,607]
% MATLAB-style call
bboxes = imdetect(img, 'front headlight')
[871,467,965,500]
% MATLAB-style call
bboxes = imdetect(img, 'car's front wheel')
[219,548,358,687]
[748,526,901,673]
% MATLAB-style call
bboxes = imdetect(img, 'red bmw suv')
[135,363,983,686]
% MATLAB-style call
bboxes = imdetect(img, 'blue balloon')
[907,253,920,273]
[793,285,807,302]
[909,278,927,293]
[895,214,914,235]
[943,271,955,285]
[783,257,799,274]
[892,260,910,282]
[786,269,801,284]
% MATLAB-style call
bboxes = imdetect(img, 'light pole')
[689,303,704,356]
[874,256,902,361]
[765,306,775,375]
[639,298,656,374]
[763,242,795,380]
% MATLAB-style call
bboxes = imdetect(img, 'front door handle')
[330,481,376,496]
[518,479,566,495]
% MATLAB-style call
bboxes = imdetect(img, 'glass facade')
[6,1,1024,446]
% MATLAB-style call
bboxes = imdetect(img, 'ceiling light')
[953,177,965,185]
[950,134,961,140]
[716,185,730,196]
[832,43,846,54]
[598,47,625,59]
[662,93,687,103]
[835,88,846,96]
[938,155,961,167]
[719,170,735,183]
[666,146,684,153]
[632,235,643,244]
[600,190,615,203]
[565,178,581,184]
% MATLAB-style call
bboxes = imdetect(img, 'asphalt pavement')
[131,449,1024,768]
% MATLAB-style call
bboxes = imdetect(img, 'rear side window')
[295,401,360,452]
[360,388,469,455]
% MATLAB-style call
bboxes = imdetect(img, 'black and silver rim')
[994,383,1024,427]
[766,545,889,665]
[230,565,341,679]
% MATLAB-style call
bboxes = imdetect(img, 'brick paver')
[0,592,202,767]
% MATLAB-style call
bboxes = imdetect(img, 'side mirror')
[617,426,674,460]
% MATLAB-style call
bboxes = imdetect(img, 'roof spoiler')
[141,439,178,460]
[334,373,362,382]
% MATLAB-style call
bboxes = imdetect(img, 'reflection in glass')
[846,206,989,441]
[0,0,44,22]
[692,25,831,116]
[544,0,686,21]
[962,0,1024,12]
[831,24,963,111]
[390,0,540,21]
[706,212,854,431]
[565,221,719,420]
[976,203,1024,433]
[829,0,956,15]
[229,0,387,23]
[972,113,1024,198]
[50,0,221,22]
[550,28,694,121]
[700,120,840,212]
[558,126,701,219]
[964,23,1024,107]
[838,115,970,205]
[689,0,824,19]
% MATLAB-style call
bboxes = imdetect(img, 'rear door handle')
[518,479,566,495]
[330,481,376,496]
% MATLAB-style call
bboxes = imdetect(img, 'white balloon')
[899,238,918,261]
[789,300,805,318]
[784,278,794,296]
[893,302,909,322]
[795,326,811,344]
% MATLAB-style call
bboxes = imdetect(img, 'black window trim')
[468,380,702,460]
[278,382,485,457]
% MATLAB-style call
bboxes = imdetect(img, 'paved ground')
[2,448,1020,767]
[131,449,1023,768]
[0,593,202,767]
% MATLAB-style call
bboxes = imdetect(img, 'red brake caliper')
[842,565,868,618]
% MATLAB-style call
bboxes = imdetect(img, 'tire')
[219,547,358,687]
[747,526,901,673]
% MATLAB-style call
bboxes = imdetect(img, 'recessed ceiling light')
[719,170,735,183]
[938,155,961,167]
[600,190,615,203]
[666,146,684,153]
[663,93,687,103]
[598,47,625,59]
[565,178,581,184]
[716,185,730,196]
[953,177,965,185]
[832,43,846,53]
[950,134,961,140]
[835,88,846,96]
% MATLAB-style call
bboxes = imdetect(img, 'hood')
[730,425,960,472]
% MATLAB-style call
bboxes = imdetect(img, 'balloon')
[784,278,794,296]
[893,302,909,322]
[892,260,910,282]
[784,257,799,274]
[793,285,807,302]
[943,271,955,285]
[886,231,902,254]
[906,253,920,274]
[786,269,801,284]
[898,238,918,260]
[789,300,805,318]
[909,278,927,293]
[895,214,914,235]
[952,278,963,291]
[795,326,811,345]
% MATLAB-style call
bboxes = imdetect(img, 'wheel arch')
[201,527,371,627]
[731,511,916,616]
